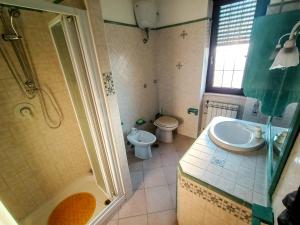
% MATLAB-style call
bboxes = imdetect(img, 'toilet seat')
[154,116,178,143]
[154,116,178,128]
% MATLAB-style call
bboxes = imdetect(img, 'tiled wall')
[104,24,159,134]
[202,93,297,130]
[0,10,91,220]
[105,20,210,139]
[155,21,210,138]
[200,93,247,131]
[85,0,133,196]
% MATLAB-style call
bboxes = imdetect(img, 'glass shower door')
[49,16,116,198]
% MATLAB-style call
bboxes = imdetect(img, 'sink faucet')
[243,125,264,139]
[130,128,138,135]
[253,127,264,139]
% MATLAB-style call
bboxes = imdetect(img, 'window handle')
[210,55,214,65]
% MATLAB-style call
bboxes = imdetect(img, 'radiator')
[203,100,239,129]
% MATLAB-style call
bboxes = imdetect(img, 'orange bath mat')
[48,192,96,225]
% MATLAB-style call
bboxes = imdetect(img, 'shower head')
[1,8,22,41]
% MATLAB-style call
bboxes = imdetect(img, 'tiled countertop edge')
[178,165,252,209]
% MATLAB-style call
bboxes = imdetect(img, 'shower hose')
[0,8,63,128]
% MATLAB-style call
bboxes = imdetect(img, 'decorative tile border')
[103,17,211,30]
[103,20,138,28]
[102,72,116,96]
[179,173,252,224]
[153,17,211,30]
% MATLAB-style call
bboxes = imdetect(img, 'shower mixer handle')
[25,80,36,88]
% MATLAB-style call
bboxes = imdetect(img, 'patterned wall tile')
[104,24,159,134]
[154,21,210,138]
[105,21,211,138]
[102,72,116,96]
[180,30,188,39]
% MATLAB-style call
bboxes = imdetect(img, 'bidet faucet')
[131,128,138,135]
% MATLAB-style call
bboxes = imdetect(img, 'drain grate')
[104,199,111,206]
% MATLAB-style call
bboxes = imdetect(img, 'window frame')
[205,0,270,95]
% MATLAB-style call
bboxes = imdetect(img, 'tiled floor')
[106,134,195,225]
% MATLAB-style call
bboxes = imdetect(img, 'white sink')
[208,119,265,152]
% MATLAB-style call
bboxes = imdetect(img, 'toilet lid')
[155,116,178,128]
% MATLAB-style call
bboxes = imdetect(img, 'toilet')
[154,116,179,143]
[127,128,156,159]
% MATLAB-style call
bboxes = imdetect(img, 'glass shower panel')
[243,10,300,196]
[50,20,108,193]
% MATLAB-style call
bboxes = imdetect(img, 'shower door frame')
[0,0,129,224]
[48,15,115,196]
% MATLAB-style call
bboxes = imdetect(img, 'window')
[206,0,268,95]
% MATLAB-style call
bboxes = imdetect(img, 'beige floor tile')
[144,167,167,188]
[127,150,144,172]
[143,153,162,170]
[173,134,194,151]
[176,150,186,159]
[152,149,161,158]
[130,171,144,190]
[168,184,177,208]
[161,151,179,166]
[148,210,178,225]
[127,150,137,162]
[145,185,173,213]
[118,189,147,218]
[115,135,192,224]
[110,209,119,221]
[129,161,143,172]
[106,220,118,225]
[163,166,177,185]
[118,215,148,225]
[158,142,177,154]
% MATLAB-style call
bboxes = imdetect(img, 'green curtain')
[243,10,300,116]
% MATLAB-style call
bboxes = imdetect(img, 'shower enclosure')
[0,1,127,225]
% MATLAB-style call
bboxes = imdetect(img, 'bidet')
[127,128,156,159]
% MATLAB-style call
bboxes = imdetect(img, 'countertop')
[179,117,269,206]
